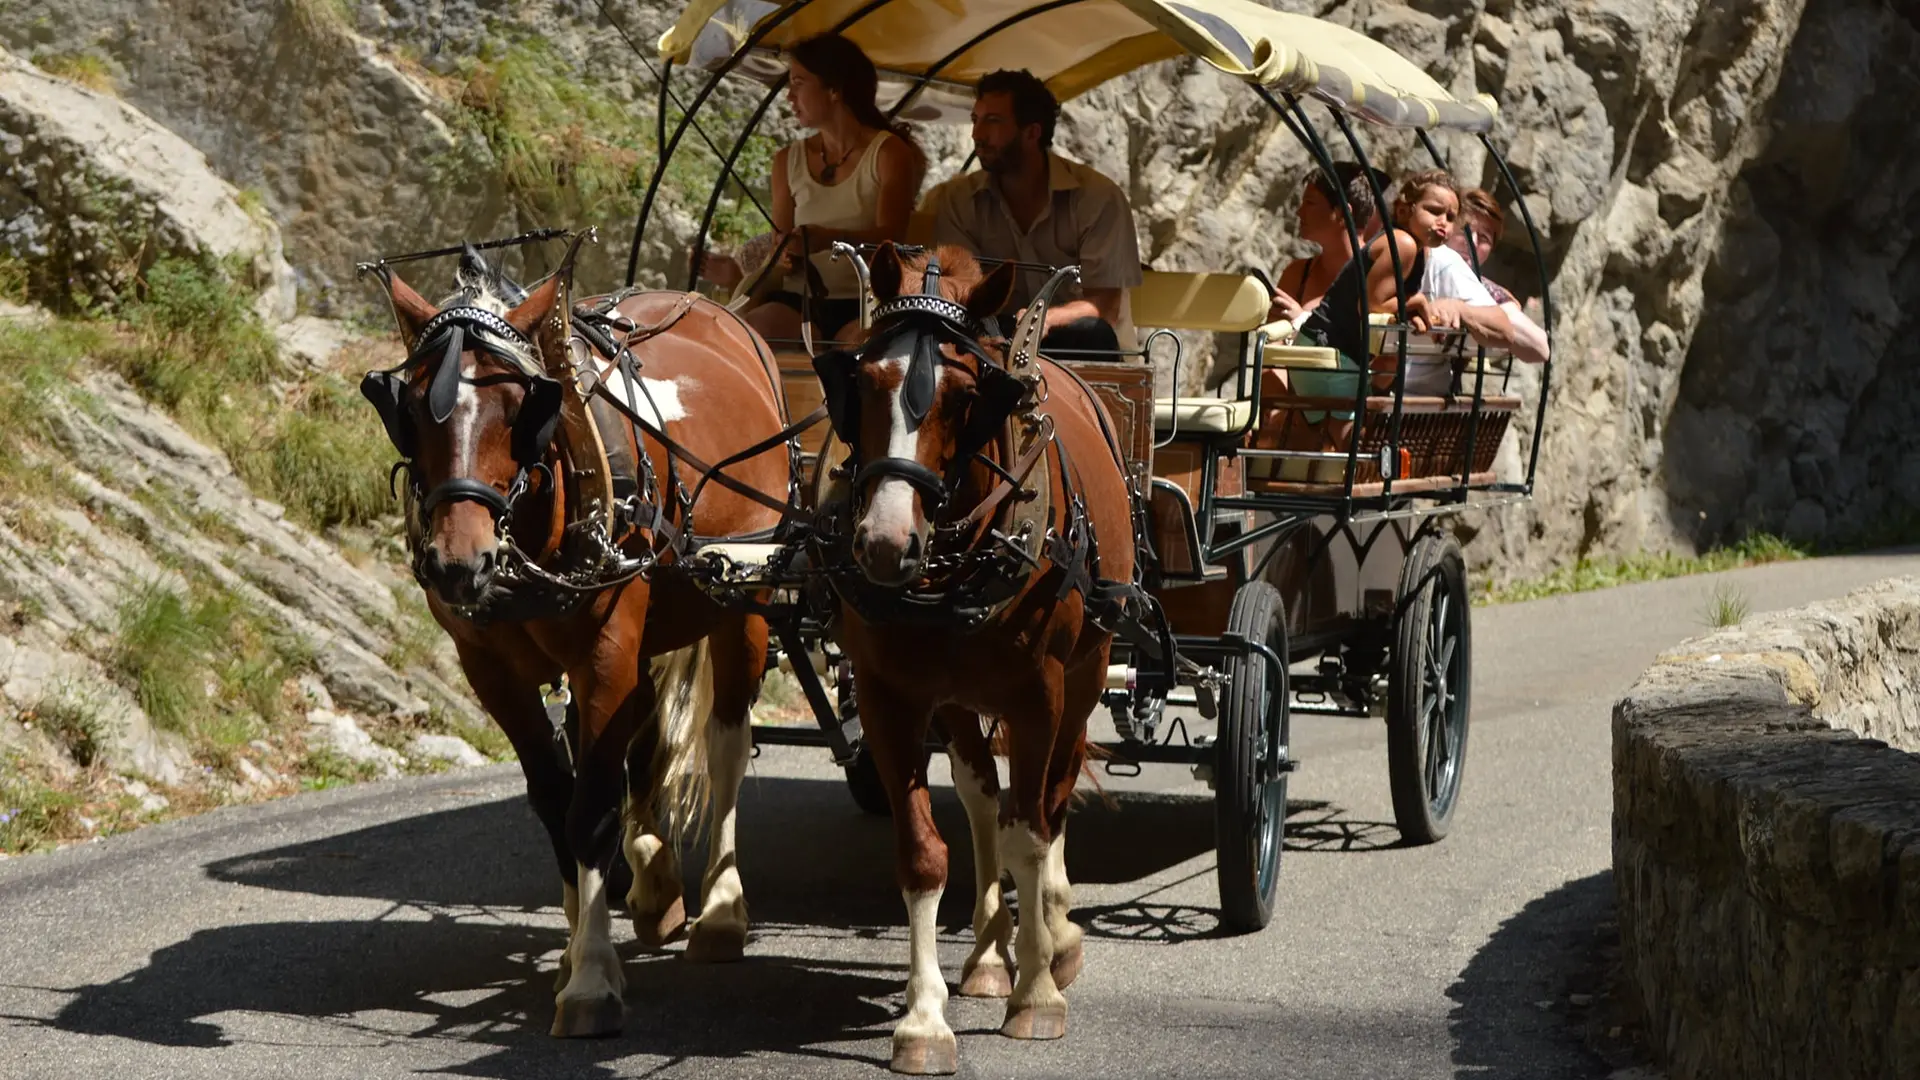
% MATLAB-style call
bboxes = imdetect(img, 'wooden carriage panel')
[777,352,831,490]
[1060,361,1154,472]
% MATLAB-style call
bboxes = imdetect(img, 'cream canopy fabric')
[659,0,1497,131]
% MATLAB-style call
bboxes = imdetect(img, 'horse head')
[358,237,587,607]
[814,243,1024,587]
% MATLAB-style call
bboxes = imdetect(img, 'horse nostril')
[852,531,869,559]
[475,549,496,580]
[903,532,922,566]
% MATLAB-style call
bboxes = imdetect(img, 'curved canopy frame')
[622,0,1554,499]
[659,0,1499,131]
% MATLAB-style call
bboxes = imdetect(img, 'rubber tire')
[1215,579,1289,933]
[1386,533,1472,845]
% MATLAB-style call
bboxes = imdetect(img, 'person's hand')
[1425,297,1469,329]
[1267,287,1306,324]
[692,247,743,290]
[770,232,803,275]
[1399,294,1435,334]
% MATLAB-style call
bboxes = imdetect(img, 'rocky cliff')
[3,0,1914,580]
[0,47,498,853]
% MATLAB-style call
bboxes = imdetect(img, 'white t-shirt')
[1423,244,1497,306]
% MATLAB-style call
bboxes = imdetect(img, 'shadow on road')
[17,776,1421,1072]
[1448,870,1615,1079]
[41,913,903,1077]
[205,776,1224,929]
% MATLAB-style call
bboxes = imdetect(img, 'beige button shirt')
[923,153,1143,349]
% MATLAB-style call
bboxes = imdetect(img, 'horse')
[357,237,792,1038]
[810,243,1142,1074]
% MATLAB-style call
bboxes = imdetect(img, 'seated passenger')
[692,33,926,343]
[1267,161,1386,326]
[1448,187,1550,365]
[923,69,1142,360]
[1390,170,1523,388]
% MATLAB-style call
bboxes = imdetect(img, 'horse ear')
[367,266,438,349]
[505,273,564,341]
[966,261,1018,323]
[869,241,904,302]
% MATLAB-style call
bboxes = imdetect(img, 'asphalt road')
[3,551,1916,1080]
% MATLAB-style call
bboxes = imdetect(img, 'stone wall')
[1613,575,1920,1078]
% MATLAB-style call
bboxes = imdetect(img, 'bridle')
[812,258,1031,528]
[359,304,565,557]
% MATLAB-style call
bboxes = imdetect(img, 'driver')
[921,69,1143,360]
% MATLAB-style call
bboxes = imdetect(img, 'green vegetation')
[84,257,394,531]
[1479,532,1809,605]
[441,35,775,250]
[1701,582,1752,628]
[287,0,356,43]
[107,578,307,759]
[0,318,105,485]
[30,51,116,94]
[25,693,110,769]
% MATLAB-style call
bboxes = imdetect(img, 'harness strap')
[951,418,1053,531]
[589,376,826,521]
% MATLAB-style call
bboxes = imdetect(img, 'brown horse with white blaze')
[813,244,1139,1073]
[359,244,790,1038]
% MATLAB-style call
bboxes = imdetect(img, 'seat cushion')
[1153,397,1253,434]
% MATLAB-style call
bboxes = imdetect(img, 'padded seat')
[1153,397,1253,434]
[1132,272,1270,332]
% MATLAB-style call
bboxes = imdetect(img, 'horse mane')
[889,245,986,304]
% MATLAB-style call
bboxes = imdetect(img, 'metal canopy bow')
[658,0,1499,132]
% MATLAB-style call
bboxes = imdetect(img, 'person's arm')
[693,146,797,287]
[1365,231,1429,329]
[1267,258,1310,322]
[1501,300,1550,364]
[1045,176,1140,328]
[1044,289,1120,329]
[1427,296,1516,347]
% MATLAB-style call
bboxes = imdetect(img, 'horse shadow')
[41,914,903,1077]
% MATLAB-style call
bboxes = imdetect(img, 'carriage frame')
[624,0,1555,931]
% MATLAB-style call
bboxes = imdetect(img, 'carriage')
[629,0,1556,933]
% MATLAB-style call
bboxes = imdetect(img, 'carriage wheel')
[1215,579,1289,933]
[1387,533,1472,845]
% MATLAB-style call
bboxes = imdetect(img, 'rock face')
[0,2,502,315]
[1614,575,1920,1078]
[5,0,1915,575]
[0,47,295,318]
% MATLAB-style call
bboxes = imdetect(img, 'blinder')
[360,305,565,530]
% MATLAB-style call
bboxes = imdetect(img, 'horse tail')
[640,638,717,844]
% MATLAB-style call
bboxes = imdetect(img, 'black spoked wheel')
[1387,533,1472,845]
[1216,579,1289,933]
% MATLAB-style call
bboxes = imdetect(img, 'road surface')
[2,551,1915,1080]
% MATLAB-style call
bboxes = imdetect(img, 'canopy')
[659,0,1498,132]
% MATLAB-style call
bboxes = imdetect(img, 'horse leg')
[623,644,713,949]
[862,677,956,1075]
[940,707,1013,999]
[551,625,651,1039]
[998,666,1070,1041]
[623,728,686,950]
[455,645,577,991]
[1040,653,1103,992]
[687,614,766,963]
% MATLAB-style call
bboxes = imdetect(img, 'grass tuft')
[1701,582,1752,628]
[31,51,116,94]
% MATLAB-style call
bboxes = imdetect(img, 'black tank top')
[1300,238,1426,360]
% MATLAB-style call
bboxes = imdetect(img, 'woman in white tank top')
[693,33,926,344]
